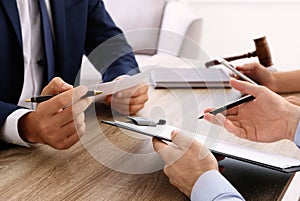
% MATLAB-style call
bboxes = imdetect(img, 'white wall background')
[183,1,300,71]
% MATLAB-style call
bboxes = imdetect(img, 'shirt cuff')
[191,170,245,201]
[294,120,300,148]
[0,109,34,147]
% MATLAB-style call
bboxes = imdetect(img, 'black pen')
[25,90,102,103]
[198,94,255,119]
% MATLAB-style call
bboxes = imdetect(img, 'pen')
[198,94,255,119]
[25,90,102,103]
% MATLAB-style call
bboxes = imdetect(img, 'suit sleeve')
[0,101,23,126]
[84,0,139,82]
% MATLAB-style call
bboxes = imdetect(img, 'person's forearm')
[273,70,300,93]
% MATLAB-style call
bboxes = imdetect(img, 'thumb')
[152,137,168,152]
[230,78,263,97]
[171,130,194,151]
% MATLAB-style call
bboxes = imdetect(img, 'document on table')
[102,120,300,173]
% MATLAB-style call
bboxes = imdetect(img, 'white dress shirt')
[294,120,300,148]
[0,0,52,146]
[191,170,245,201]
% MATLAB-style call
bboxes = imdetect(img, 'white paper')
[87,71,150,101]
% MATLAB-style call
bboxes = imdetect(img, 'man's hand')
[18,78,93,150]
[203,79,300,143]
[152,130,218,197]
[106,77,149,115]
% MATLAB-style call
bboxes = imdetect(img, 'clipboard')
[101,120,172,142]
[101,119,300,173]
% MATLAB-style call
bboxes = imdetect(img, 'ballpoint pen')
[25,90,102,103]
[198,94,255,119]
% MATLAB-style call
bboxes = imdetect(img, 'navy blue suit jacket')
[0,0,139,126]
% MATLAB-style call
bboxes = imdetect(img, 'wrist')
[18,112,39,144]
[268,72,280,92]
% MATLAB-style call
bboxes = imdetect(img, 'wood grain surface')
[1,55,299,201]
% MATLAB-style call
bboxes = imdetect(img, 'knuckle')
[57,95,70,107]
[52,77,62,83]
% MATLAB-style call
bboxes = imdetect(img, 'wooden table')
[1,55,300,200]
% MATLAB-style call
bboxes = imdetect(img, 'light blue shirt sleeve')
[191,170,245,201]
[294,120,300,148]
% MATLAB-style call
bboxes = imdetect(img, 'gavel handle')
[205,51,257,67]
[224,51,257,62]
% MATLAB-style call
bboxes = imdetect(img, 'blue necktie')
[38,0,55,82]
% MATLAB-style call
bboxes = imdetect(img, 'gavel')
[205,36,273,67]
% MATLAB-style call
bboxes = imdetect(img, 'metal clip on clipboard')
[126,116,166,127]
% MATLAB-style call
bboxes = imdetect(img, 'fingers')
[53,132,81,150]
[171,130,211,160]
[117,84,149,98]
[203,106,238,118]
[235,63,259,72]
[70,96,93,117]
[203,107,214,113]
[106,84,149,115]
[107,84,149,104]
[203,113,226,126]
[152,137,182,166]
[41,86,89,114]
[108,93,148,107]
[41,77,73,95]
[230,78,264,97]
[47,96,92,127]
[107,84,148,102]
[204,112,245,135]
[110,103,145,115]
[59,113,85,134]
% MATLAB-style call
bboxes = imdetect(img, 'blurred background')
[181,0,300,71]
[83,0,300,84]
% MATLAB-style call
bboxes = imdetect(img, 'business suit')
[0,0,139,126]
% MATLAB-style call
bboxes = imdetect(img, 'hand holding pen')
[202,78,300,143]
[199,58,258,118]
[18,77,100,150]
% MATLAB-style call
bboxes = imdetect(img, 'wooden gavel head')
[253,36,273,67]
[205,36,273,67]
